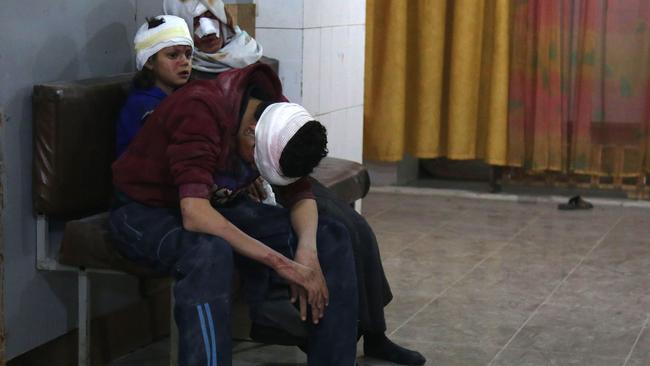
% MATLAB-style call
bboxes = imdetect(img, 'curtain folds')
[364,0,510,163]
[507,1,650,176]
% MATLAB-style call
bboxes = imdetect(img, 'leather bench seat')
[33,72,369,275]
[33,72,370,343]
[57,158,369,274]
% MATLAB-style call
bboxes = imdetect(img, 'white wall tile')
[278,60,304,103]
[256,0,366,161]
[346,106,364,162]
[256,0,303,29]
[320,0,345,27]
[317,106,363,162]
[305,0,355,27]
[331,26,350,110]
[256,28,302,64]
[317,109,345,159]
[348,25,365,106]
[303,0,321,28]
[318,27,334,113]
[255,28,303,103]
[302,28,321,114]
[349,0,366,25]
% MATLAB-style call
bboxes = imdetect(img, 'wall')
[255,0,366,163]
[0,0,366,359]
[1,111,5,363]
[0,1,163,359]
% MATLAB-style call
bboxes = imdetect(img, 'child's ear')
[144,58,154,70]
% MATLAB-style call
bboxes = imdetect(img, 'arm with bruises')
[275,178,329,324]
[169,97,327,321]
[179,197,325,304]
[289,197,329,324]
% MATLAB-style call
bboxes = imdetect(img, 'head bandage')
[195,17,220,38]
[164,0,262,73]
[254,103,314,186]
[134,15,193,70]
[163,0,227,31]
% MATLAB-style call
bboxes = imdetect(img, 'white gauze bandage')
[134,15,193,70]
[164,0,262,73]
[195,17,220,38]
[254,103,314,186]
[163,0,227,31]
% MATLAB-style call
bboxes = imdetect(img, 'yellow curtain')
[364,0,510,163]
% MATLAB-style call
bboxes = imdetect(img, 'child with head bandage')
[115,15,194,157]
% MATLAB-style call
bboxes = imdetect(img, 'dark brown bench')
[32,73,370,365]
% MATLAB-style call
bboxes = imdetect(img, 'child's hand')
[246,177,267,202]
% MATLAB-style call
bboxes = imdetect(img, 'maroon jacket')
[112,63,313,208]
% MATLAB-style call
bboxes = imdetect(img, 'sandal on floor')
[558,195,593,210]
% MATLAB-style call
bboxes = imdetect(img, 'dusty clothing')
[188,65,394,336]
[110,190,358,366]
[109,62,359,365]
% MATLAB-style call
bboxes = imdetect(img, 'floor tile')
[507,304,645,358]
[373,229,425,259]
[361,193,404,218]
[407,231,510,261]
[490,347,624,366]
[448,256,566,303]
[506,235,596,260]
[382,294,433,330]
[548,264,650,313]
[370,205,457,231]
[492,245,584,273]
[366,214,435,236]
[362,340,500,366]
[381,251,473,297]
[584,239,650,275]
[456,209,536,229]
[626,358,650,366]
[627,320,650,360]
[514,222,610,244]
[391,293,538,348]
[109,191,650,366]
[431,222,517,242]
[537,206,624,220]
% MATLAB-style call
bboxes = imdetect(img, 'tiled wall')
[255,0,366,162]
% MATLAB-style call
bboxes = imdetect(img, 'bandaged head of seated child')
[134,15,194,70]
[254,103,328,186]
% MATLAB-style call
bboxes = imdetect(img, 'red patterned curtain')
[507,0,650,177]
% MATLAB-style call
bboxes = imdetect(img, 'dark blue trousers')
[109,195,358,366]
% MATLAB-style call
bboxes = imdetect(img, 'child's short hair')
[280,121,328,178]
[254,102,328,184]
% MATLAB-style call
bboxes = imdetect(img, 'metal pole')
[78,270,90,366]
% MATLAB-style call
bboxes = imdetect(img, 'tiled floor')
[111,191,650,365]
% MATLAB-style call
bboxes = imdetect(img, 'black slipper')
[558,195,593,210]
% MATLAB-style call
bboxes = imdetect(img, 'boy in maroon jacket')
[110,63,357,366]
